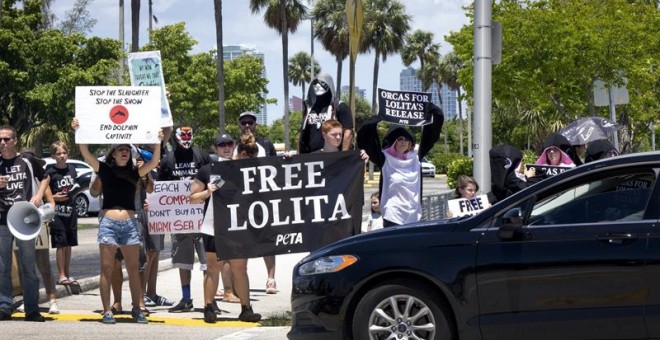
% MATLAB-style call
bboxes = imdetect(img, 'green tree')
[288,51,320,100]
[250,0,308,151]
[312,0,349,97]
[0,1,122,154]
[446,0,659,152]
[439,51,466,155]
[401,29,440,92]
[362,0,410,115]
[58,0,97,35]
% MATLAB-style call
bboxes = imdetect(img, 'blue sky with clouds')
[51,0,472,125]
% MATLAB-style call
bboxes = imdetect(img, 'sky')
[51,0,472,125]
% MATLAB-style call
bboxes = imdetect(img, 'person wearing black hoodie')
[299,72,354,153]
[357,104,444,227]
[488,144,534,204]
[585,139,619,163]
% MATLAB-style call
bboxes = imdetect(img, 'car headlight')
[298,255,358,276]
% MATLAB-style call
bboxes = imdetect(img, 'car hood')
[300,219,463,263]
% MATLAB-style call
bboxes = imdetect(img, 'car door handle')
[596,233,637,245]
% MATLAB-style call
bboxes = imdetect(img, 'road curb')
[38,257,174,303]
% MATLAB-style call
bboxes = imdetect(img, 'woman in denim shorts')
[72,118,162,325]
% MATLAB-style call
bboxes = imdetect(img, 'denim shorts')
[97,216,141,246]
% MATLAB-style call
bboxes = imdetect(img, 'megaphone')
[7,202,55,241]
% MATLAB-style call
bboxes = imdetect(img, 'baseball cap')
[238,111,257,121]
[215,133,235,145]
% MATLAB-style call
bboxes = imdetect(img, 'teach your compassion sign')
[212,151,365,260]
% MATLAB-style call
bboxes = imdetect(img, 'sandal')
[111,304,123,315]
[222,292,241,304]
[68,277,80,286]
[140,306,150,316]
[57,277,71,285]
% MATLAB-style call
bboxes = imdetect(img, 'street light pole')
[473,0,493,194]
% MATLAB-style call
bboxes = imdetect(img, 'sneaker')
[101,311,116,324]
[265,278,278,294]
[151,294,175,306]
[24,312,45,322]
[48,300,60,315]
[168,299,193,313]
[16,303,24,313]
[238,305,261,323]
[143,295,156,307]
[131,308,148,324]
[203,304,217,323]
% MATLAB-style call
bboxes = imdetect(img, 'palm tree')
[312,0,350,97]
[250,0,308,151]
[131,0,140,52]
[214,0,226,134]
[288,51,320,101]
[401,29,440,92]
[362,0,410,115]
[440,51,465,155]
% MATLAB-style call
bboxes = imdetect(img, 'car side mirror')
[497,207,524,240]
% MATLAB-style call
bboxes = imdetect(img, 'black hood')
[489,144,524,202]
[543,132,581,166]
[305,72,336,110]
[382,126,415,149]
[585,139,618,163]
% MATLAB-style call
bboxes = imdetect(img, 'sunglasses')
[217,142,234,148]
[240,121,255,126]
[0,137,13,142]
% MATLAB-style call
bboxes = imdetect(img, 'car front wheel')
[352,280,454,340]
[74,194,89,217]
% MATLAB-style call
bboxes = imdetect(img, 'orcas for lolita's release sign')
[75,86,161,144]
[377,88,433,126]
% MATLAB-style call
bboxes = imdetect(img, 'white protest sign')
[147,180,205,235]
[447,194,490,218]
[75,86,161,144]
[127,50,174,127]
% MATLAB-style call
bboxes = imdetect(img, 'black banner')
[212,151,365,259]
[377,88,433,126]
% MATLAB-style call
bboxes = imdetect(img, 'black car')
[288,151,660,340]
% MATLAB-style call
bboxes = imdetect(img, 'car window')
[528,171,656,225]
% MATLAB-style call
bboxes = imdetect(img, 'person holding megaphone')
[71,118,163,325]
[0,125,50,322]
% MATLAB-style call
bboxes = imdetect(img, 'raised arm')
[71,118,100,172]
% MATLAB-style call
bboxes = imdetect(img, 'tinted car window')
[529,171,655,225]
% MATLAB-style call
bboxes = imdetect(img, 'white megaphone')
[7,201,56,241]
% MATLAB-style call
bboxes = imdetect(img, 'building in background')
[399,67,458,120]
[223,44,268,125]
[290,96,304,112]
[340,86,367,99]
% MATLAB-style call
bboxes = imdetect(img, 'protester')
[72,118,162,324]
[158,125,211,312]
[299,72,353,153]
[190,133,239,323]
[365,192,383,232]
[446,175,489,218]
[317,119,369,162]
[0,125,49,322]
[357,103,444,227]
[585,139,620,163]
[45,142,80,290]
[234,112,278,295]
[221,131,262,322]
[488,144,534,204]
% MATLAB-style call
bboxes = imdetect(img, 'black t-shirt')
[300,101,353,154]
[46,163,78,215]
[0,154,47,225]
[98,162,140,211]
[158,147,211,181]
